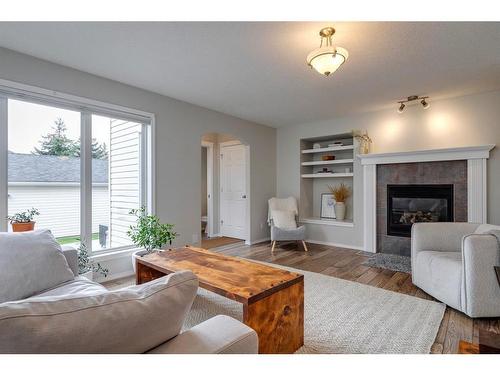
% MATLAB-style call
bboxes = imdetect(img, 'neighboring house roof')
[8,152,108,183]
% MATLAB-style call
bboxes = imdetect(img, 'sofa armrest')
[61,245,78,277]
[147,315,258,354]
[461,234,500,317]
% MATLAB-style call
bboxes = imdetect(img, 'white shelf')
[301,173,354,178]
[299,217,354,227]
[301,159,354,166]
[302,145,354,154]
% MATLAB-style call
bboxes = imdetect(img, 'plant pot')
[334,202,346,220]
[132,249,150,273]
[81,270,93,281]
[11,221,35,232]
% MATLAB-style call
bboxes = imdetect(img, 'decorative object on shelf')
[328,183,351,220]
[397,95,430,113]
[128,206,178,271]
[317,168,333,174]
[306,27,349,77]
[328,141,343,147]
[77,242,109,281]
[7,207,40,232]
[313,143,321,149]
[353,130,372,154]
[320,193,336,219]
[322,155,336,161]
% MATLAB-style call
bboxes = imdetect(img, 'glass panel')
[7,99,81,246]
[91,114,142,251]
[391,197,448,224]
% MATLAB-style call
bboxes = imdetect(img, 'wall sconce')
[397,95,430,113]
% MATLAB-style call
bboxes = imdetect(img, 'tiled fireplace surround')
[359,145,495,254]
[376,161,467,256]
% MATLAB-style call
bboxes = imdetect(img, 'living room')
[1,2,499,374]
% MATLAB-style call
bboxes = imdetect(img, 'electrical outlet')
[192,234,199,244]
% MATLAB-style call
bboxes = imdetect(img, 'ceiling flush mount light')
[397,95,430,113]
[306,27,349,77]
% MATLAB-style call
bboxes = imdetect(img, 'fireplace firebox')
[387,184,454,237]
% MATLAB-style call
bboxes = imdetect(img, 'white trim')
[358,145,495,165]
[95,270,135,283]
[299,217,354,227]
[219,140,242,147]
[0,78,153,122]
[467,159,488,223]
[8,182,107,187]
[81,112,92,250]
[305,239,364,251]
[363,164,377,253]
[91,246,138,262]
[202,141,215,237]
[0,97,7,232]
[245,237,270,246]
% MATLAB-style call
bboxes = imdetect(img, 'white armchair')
[411,222,500,318]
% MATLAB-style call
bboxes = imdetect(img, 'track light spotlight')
[396,95,429,113]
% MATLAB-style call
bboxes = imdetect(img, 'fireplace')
[387,184,454,237]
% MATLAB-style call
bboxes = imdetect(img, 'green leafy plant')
[7,208,40,223]
[127,206,178,253]
[77,242,109,277]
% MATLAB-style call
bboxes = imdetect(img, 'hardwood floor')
[103,240,500,354]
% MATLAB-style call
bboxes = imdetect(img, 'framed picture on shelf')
[320,193,336,219]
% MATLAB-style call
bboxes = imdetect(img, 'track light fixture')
[397,95,430,113]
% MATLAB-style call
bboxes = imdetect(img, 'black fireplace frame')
[387,184,454,237]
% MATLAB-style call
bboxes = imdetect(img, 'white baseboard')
[305,238,364,251]
[95,270,134,283]
[245,237,271,246]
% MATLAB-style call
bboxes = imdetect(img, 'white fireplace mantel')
[358,145,495,253]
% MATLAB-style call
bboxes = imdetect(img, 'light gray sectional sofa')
[412,223,500,318]
[0,230,258,354]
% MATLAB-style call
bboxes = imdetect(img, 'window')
[0,82,153,254]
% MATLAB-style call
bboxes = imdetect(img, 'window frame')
[0,79,155,255]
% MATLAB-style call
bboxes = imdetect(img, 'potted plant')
[328,183,351,220]
[127,206,178,272]
[77,242,109,281]
[7,208,40,232]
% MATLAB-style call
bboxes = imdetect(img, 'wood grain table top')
[136,246,303,304]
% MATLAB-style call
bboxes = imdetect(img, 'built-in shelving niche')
[299,132,355,227]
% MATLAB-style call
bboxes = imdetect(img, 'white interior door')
[220,144,247,239]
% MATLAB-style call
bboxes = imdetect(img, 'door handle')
[242,195,247,199]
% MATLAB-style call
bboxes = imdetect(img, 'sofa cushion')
[0,230,75,303]
[0,270,198,353]
[35,276,107,298]
[414,251,462,310]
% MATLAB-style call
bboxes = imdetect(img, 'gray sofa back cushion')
[0,230,75,303]
[0,271,198,353]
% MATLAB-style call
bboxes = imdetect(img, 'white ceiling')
[0,22,498,127]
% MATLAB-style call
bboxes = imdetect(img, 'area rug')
[363,253,412,274]
[183,262,445,354]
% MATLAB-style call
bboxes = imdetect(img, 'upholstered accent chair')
[411,223,500,318]
[268,197,308,253]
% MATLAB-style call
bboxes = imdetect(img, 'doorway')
[200,134,249,248]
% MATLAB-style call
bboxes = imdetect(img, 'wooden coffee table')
[135,246,304,354]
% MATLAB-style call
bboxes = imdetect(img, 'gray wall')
[278,90,500,249]
[0,47,276,249]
